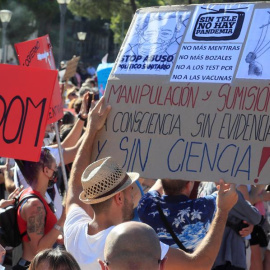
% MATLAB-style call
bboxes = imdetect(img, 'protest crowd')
[1,2,270,270]
[0,63,269,270]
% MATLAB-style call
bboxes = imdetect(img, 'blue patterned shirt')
[138,190,217,251]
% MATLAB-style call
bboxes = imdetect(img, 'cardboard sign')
[92,2,270,185]
[15,35,63,124]
[0,64,57,161]
[63,56,80,82]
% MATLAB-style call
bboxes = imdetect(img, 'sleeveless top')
[17,187,57,242]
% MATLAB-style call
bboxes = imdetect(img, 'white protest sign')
[93,3,270,185]
[171,43,242,83]
[171,4,254,83]
[114,11,190,75]
[237,9,270,79]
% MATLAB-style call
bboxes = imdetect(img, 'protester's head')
[79,86,91,97]
[67,87,78,101]
[29,248,81,270]
[84,78,96,88]
[79,157,139,220]
[99,221,166,270]
[16,148,57,186]
[161,179,194,196]
[62,111,75,125]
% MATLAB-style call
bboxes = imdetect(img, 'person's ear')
[43,166,50,175]
[98,259,107,270]
[114,192,124,206]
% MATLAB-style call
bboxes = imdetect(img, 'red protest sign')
[15,35,63,124]
[0,64,57,162]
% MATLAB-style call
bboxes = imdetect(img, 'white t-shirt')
[64,206,169,270]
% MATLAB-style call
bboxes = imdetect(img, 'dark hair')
[62,111,75,125]
[73,98,82,114]
[29,248,81,270]
[16,148,55,185]
[161,179,188,196]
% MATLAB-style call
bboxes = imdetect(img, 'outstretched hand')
[216,179,238,214]
[0,185,22,208]
[7,186,23,200]
[87,96,111,132]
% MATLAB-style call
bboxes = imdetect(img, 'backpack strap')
[17,193,48,239]
[156,202,189,252]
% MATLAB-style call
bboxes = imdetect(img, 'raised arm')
[49,93,88,164]
[165,180,238,270]
[1,159,15,194]
[61,93,89,148]
[65,96,111,215]
[0,186,22,208]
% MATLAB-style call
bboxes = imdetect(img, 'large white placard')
[93,3,270,185]
[114,11,190,75]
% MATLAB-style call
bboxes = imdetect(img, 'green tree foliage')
[19,0,59,36]
[0,0,36,57]
[0,0,60,54]
[69,0,167,45]
[69,0,122,19]
[69,0,258,46]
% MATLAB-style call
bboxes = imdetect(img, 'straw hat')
[66,87,78,98]
[79,157,139,204]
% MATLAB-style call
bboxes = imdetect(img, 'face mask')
[43,131,55,146]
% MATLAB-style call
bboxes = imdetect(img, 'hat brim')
[79,172,139,204]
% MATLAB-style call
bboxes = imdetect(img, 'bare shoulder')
[21,198,46,236]
[21,198,45,220]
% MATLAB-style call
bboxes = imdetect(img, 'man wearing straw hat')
[64,96,238,270]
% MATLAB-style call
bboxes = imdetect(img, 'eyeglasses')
[50,169,58,180]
